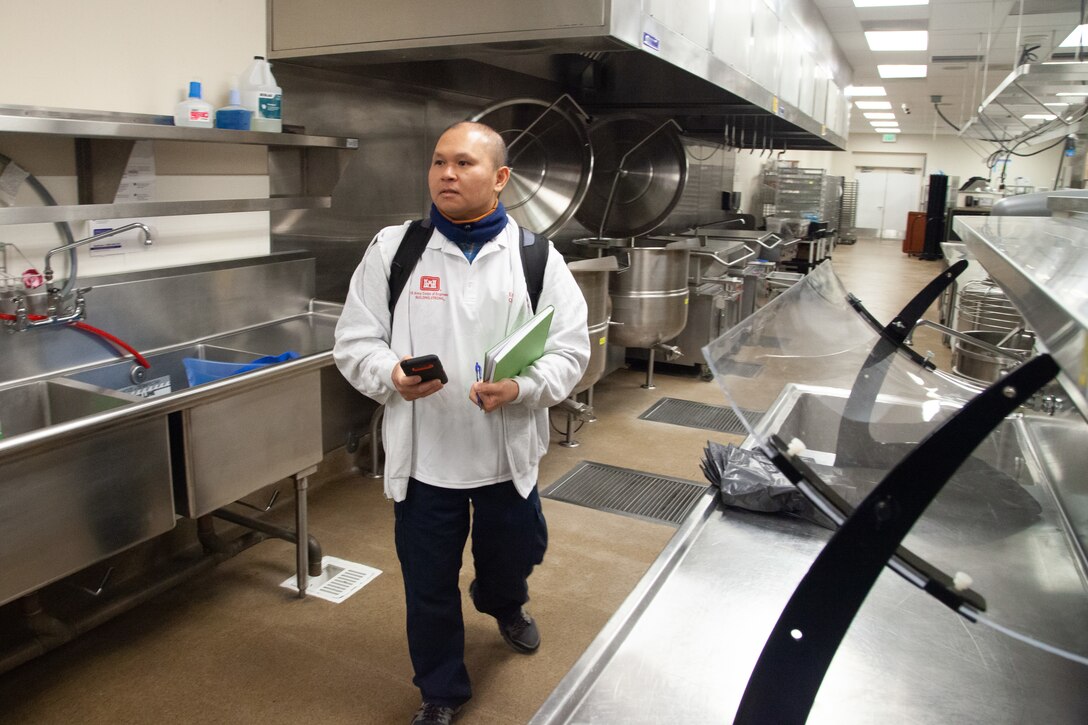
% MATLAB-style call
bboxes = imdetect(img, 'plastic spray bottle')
[174,81,214,128]
[240,56,282,133]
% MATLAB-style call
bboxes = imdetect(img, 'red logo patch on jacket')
[420,276,441,291]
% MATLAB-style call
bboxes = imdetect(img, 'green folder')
[483,305,554,382]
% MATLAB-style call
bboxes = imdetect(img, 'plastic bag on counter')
[700,441,833,528]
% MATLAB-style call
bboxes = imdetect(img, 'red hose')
[72,322,151,369]
[0,313,151,369]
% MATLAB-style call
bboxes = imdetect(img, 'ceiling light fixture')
[845,86,887,97]
[879,65,928,78]
[1022,114,1057,120]
[853,0,927,6]
[865,31,928,52]
[855,101,893,110]
[1057,91,1088,96]
[870,121,900,127]
[864,112,897,119]
[1059,25,1088,47]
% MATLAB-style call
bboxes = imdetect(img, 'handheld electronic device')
[399,354,448,384]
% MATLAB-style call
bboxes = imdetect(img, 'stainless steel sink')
[757,383,1084,581]
[1018,412,1088,564]
[211,313,337,357]
[215,312,375,455]
[67,343,269,398]
[0,379,174,606]
[764,384,1030,487]
[1,378,133,434]
[65,340,323,518]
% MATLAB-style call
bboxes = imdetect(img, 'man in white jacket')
[334,121,590,725]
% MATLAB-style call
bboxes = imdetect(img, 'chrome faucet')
[43,223,153,285]
[3,223,153,331]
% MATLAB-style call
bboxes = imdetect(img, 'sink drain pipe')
[212,507,324,577]
[0,526,264,675]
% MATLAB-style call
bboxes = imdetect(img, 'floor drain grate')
[639,397,762,435]
[280,556,381,604]
[543,461,708,526]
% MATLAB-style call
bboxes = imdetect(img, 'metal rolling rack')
[839,180,858,244]
[761,166,836,269]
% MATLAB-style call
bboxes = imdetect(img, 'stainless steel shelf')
[954,214,1088,420]
[0,105,358,148]
[0,196,333,224]
[0,105,356,225]
[958,61,1088,145]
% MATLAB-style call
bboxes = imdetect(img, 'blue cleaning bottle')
[215,88,252,130]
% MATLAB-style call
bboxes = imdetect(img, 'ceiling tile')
[820,7,864,32]
[856,5,932,23]
[930,2,1003,30]
[819,0,1076,134]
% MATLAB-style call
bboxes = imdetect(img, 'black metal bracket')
[733,353,1059,725]
[885,258,968,343]
[846,258,968,370]
[762,440,986,612]
[838,258,969,467]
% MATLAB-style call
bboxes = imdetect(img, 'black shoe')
[498,608,540,654]
[468,579,541,653]
[410,702,460,725]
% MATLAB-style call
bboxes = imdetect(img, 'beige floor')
[0,237,950,724]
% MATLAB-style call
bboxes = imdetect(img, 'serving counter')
[532,215,1088,723]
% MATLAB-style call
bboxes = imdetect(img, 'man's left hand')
[469,379,519,413]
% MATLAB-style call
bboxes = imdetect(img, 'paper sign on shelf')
[115,140,156,203]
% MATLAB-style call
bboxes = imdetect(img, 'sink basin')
[1018,413,1088,563]
[214,312,375,455]
[0,379,174,606]
[767,385,1032,488]
[67,343,270,398]
[212,313,337,357]
[65,340,323,518]
[757,385,1073,579]
[0,378,133,435]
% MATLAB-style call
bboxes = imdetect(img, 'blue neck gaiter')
[429,202,508,263]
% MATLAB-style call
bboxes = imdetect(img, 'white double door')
[855,168,921,240]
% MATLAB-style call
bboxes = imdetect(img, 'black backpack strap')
[388,218,433,319]
[519,226,550,314]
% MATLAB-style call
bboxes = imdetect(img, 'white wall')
[732,132,1066,218]
[827,133,1063,189]
[0,0,271,280]
[1,1,266,115]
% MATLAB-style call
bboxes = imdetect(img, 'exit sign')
[882,133,897,143]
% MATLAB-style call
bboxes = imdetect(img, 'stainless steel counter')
[0,255,349,605]
[954,215,1088,419]
[532,410,1088,723]
[533,236,1088,722]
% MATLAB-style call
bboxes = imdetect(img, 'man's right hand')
[392,356,444,401]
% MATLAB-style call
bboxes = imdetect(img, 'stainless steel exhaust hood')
[268,0,851,151]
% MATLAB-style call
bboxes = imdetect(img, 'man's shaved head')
[442,121,508,169]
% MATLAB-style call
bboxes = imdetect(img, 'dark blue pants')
[394,477,548,707]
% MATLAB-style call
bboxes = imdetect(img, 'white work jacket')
[334,219,590,502]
